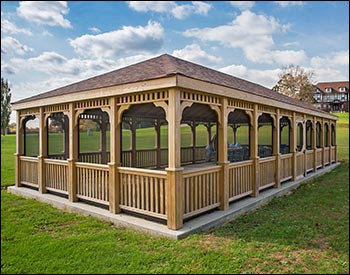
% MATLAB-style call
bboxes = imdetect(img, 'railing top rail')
[183,165,221,177]
[259,156,276,163]
[228,159,254,168]
[280,153,293,159]
[118,166,167,177]
[75,162,109,170]
[44,158,69,165]
[19,156,38,162]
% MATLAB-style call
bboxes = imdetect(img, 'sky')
[1,1,349,122]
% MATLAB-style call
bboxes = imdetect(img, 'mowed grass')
[1,162,348,273]
[1,113,349,273]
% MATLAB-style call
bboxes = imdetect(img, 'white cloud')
[69,21,164,59]
[229,1,255,10]
[172,44,222,66]
[17,1,72,28]
[183,10,306,65]
[312,68,348,83]
[1,37,34,56]
[127,1,211,19]
[1,13,33,35]
[1,63,17,75]
[220,64,282,88]
[42,30,54,37]
[310,50,349,68]
[274,1,304,7]
[268,50,307,65]
[89,27,101,34]
[282,41,300,47]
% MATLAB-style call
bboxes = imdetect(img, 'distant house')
[314,81,349,112]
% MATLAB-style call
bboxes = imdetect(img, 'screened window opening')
[280,116,290,154]
[227,109,250,162]
[78,109,110,164]
[23,116,39,157]
[296,122,303,152]
[47,113,69,160]
[258,114,273,158]
[306,120,312,150]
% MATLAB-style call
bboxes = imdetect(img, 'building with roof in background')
[314,81,349,112]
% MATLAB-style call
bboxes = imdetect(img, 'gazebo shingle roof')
[13,53,326,113]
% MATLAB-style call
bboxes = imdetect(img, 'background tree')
[1,78,12,136]
[272,65,315,103]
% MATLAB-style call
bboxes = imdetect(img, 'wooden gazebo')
[12,54,338,230]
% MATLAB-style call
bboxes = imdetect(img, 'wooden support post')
[166,88,183,230]
[68,103,78,202]
[109,97,121,214]
[217,97,229,210]
[206,123,212,144]
[328,120,332,165]
[274,109,280,188]
[312,117,317,172]
[250,104,259,197]
[321,119,325,169]
[131,116,137,167]
[291,112,297,181]
[233,126,237,144]
[303,115,307,176]
[15,111,22,187]
[38,107,47,193]
[334,122,338,163]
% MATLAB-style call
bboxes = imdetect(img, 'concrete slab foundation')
[7,162,340,239]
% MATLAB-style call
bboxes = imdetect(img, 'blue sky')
[1,1,349,121]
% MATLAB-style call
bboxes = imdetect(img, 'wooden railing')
[44,159,68,195]
[324,147,330,165]
[76,162,109,205]
[280,153,293,182]
[331,146,336,163]
[181,146,207,165]
[306,150,314,173]
[121,146,207,168]
[183,166,220,219]
[259,156,276,190]
[316,148,323,169]
[296,152,305,178]
[118,167,167,220]
[19,156,38,188]
[78,152,110,164]
[228,160,253,201]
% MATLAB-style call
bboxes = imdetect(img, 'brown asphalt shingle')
[13,53,330,114]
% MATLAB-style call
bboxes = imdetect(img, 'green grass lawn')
[1,113,349,273]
